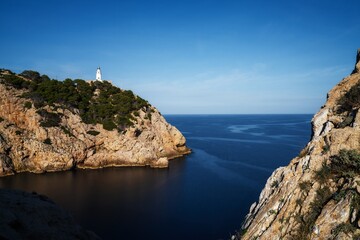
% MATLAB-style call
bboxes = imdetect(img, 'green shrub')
[87,130,100,136]
[15,130,22,135]
[330,149,360,178]
[299,181,312,194]
[2,74,29,89]
[331,223,357,238]
[315,162,331,184]
[36,109,61,128]
[43,138,52,145]
[24,101,32,109]
[60,126,73,137]
[102,120,117,131]
[337,81,360,113]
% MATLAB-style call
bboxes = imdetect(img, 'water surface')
[0,114,312,239]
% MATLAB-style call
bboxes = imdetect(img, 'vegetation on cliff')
[0,69,150,131]
[336,79,360,128]
[289,149,360,240]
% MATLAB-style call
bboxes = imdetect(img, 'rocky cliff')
[239,50,360,240]
[0,70,190,177]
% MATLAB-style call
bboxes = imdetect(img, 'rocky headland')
[238,51,360,239]
[0,69,190,177]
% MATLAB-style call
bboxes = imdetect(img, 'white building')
[96,67,102,81]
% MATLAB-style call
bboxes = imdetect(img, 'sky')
[1,0,360,114]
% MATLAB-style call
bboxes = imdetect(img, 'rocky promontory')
[0,69,190,177]
[238,50,360,240]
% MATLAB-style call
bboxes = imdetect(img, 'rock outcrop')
[239,50,360,240]
[0,70,190,177]
[0,189,100,239]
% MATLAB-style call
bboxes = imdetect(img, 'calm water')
[0,114,312,240]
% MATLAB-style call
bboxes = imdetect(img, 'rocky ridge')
[239,50,360,240]
[0,70,190,177]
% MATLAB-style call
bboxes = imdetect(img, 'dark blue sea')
[0,114,312,240]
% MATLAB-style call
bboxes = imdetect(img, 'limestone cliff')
[0,70,190,177]
[239,50,360,240]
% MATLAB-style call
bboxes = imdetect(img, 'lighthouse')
[96,67,102,81]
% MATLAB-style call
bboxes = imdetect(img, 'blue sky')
[1,0,359,114]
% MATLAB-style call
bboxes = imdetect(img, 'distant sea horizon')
[0,114,313,240]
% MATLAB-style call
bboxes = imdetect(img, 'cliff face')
[240,51,360,240]
[0,71,190,177]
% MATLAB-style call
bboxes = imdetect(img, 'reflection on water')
[0,115,312,240]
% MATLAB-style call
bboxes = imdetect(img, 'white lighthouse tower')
[96,67,102,81]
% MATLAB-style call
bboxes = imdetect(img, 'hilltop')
[0,69,190,176]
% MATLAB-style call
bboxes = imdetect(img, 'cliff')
[239,50,360,240]
[0,70,190,177]
[0,189,100,239]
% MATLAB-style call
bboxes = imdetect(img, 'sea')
[0,114,312,240]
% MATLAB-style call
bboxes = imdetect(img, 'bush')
[15,130,22,135]
[330,149,360,178]
[315,162,331,184]
[332,223,357,237]
[102,120,117,131]
[2,74,29,89]
[60,126,74,137]
[36,109,61,128]
[0,117,3,122]
[299,181,312,193]
[24,101,32,109]
[337,81,360,113]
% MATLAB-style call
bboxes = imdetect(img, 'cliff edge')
[0,70,190,177]
[239,50,360,240]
